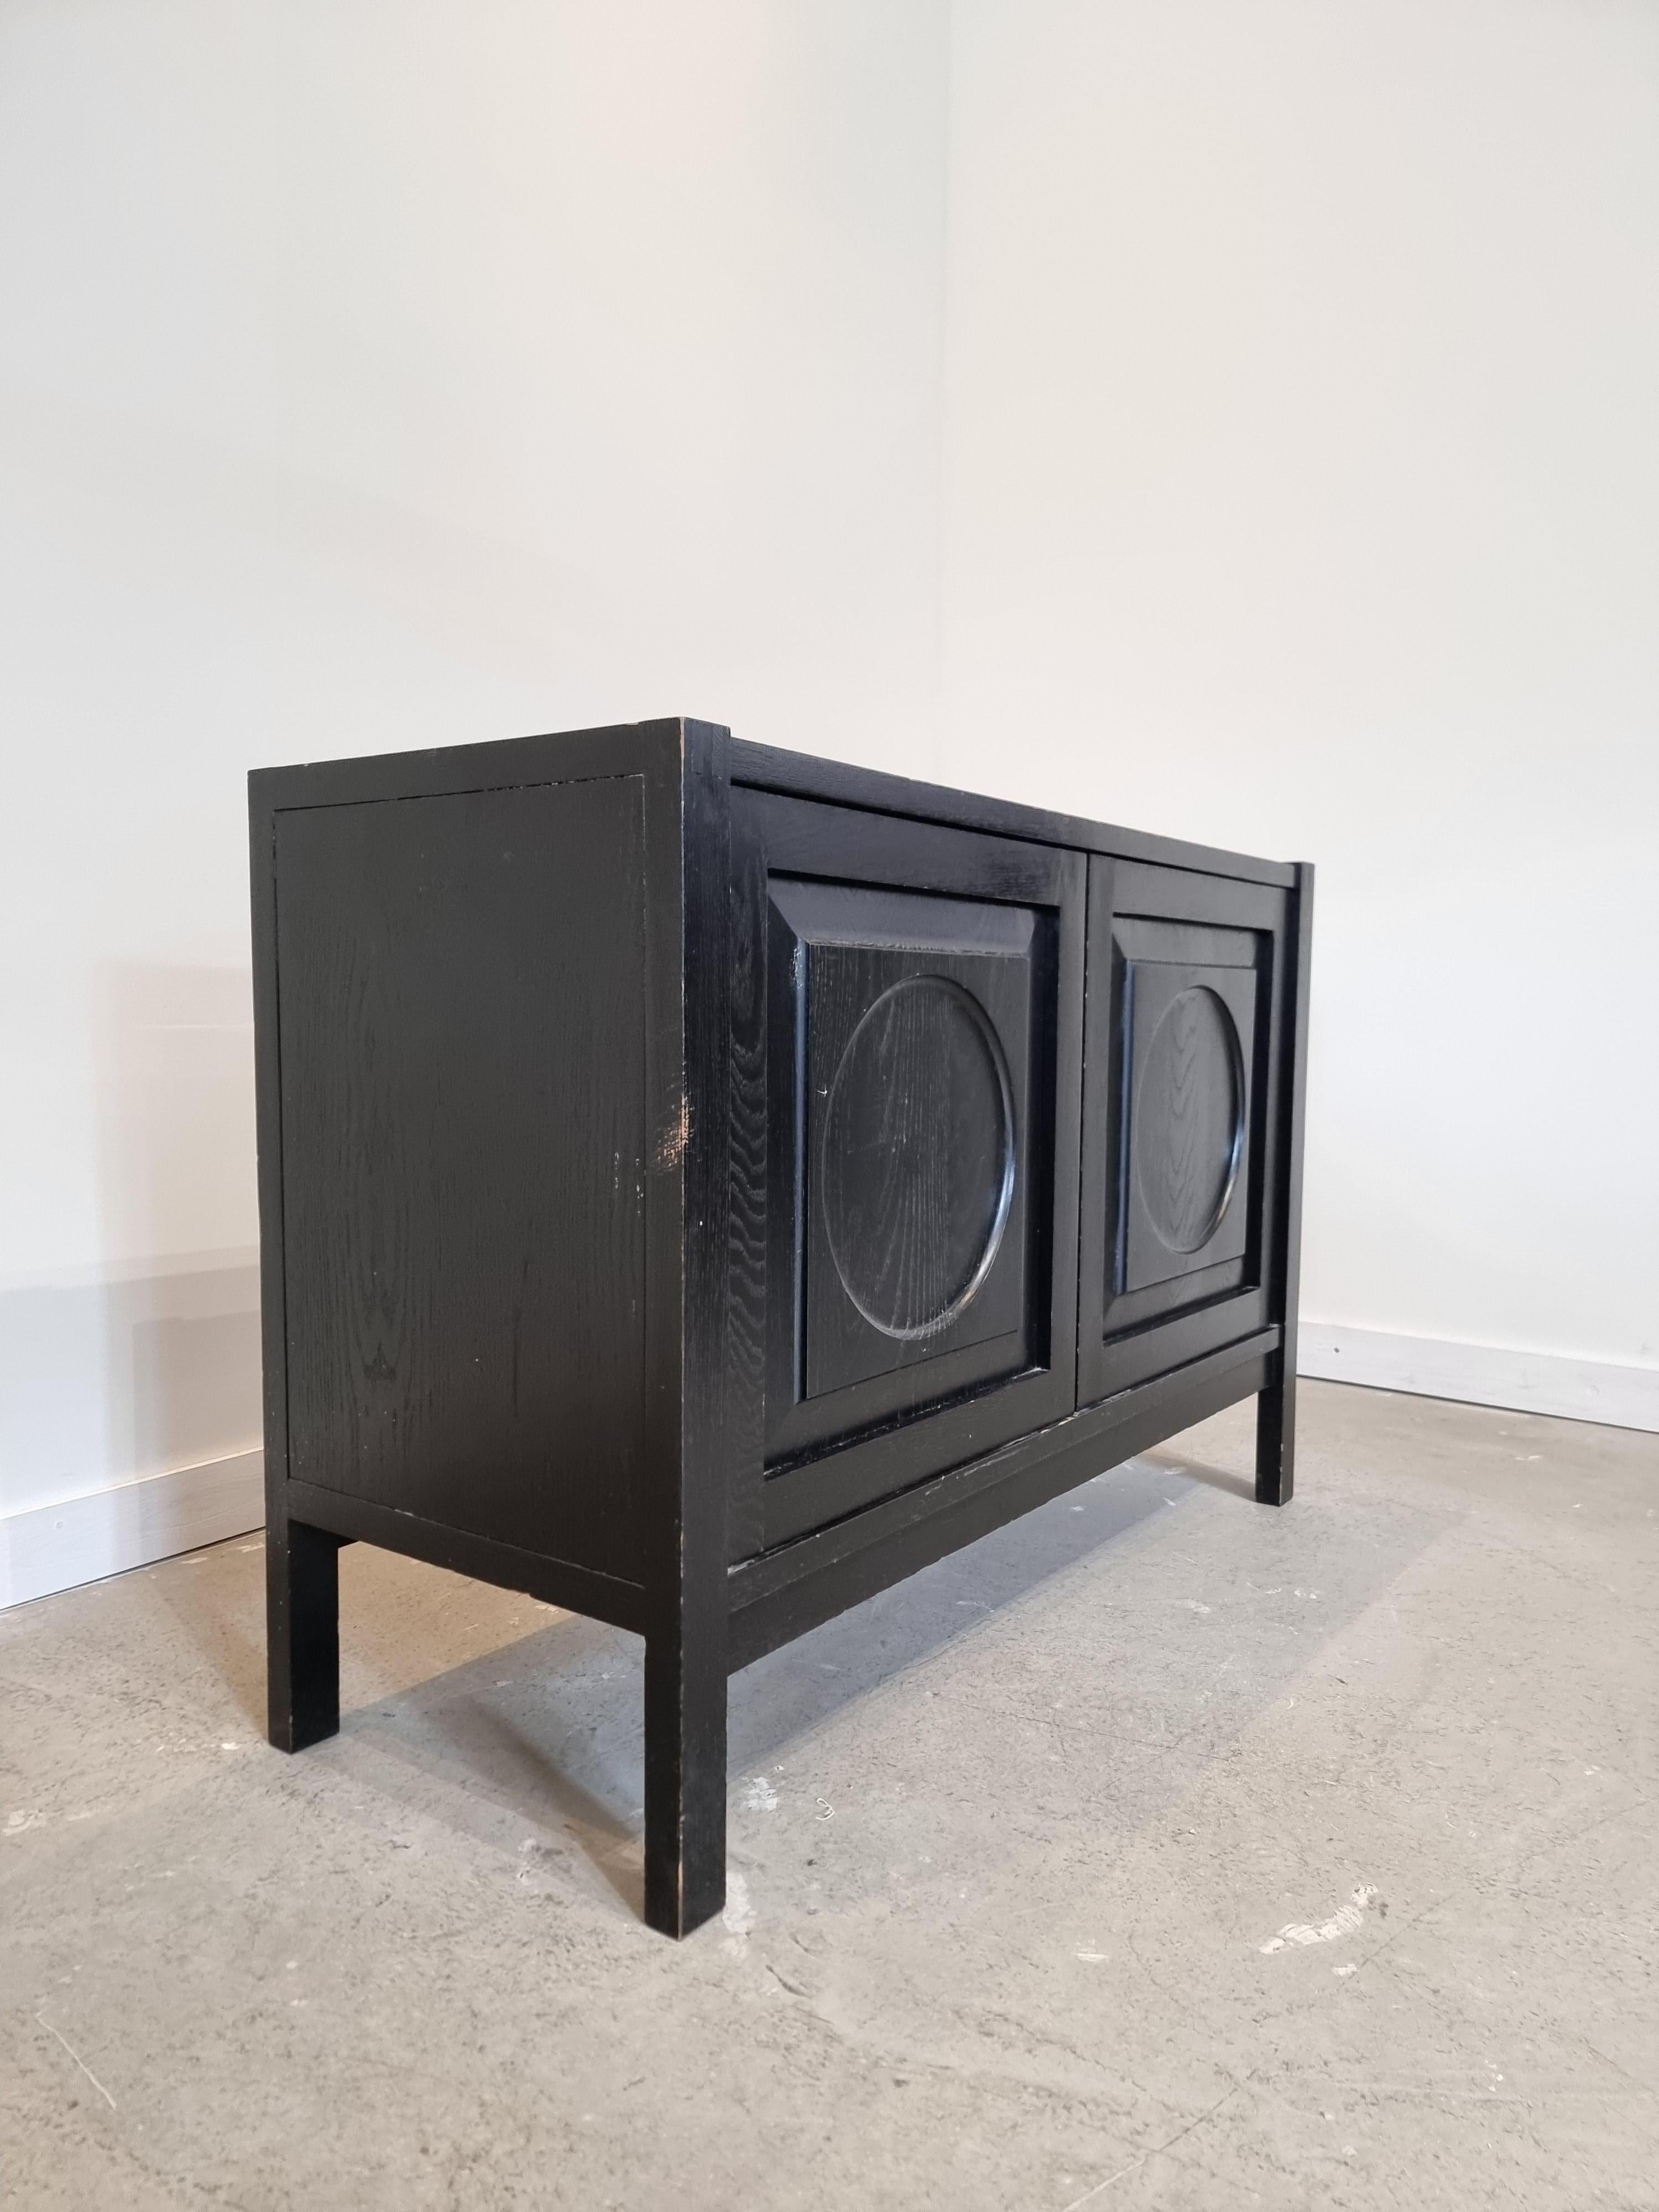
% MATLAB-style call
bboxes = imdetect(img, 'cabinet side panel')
[274,776,649,1583]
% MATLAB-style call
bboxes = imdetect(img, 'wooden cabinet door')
[1077,858,1291,1403]
[732,790,1084,1552]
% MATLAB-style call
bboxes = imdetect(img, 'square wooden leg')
[267,1518,341,1752]
[643,1630,727,1939]
[1255,1373,1297,1507]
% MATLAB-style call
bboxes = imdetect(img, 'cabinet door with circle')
[1077,858,1291,1404]
[734,789,1084,1551]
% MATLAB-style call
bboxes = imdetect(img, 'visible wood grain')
[275,775,651,1582]
[822,978,1007,1328]
[643,720,732,1939]
[1120,961,1255,1289]
[1077,860,1288,1405]
[735,794,1085,1545]
[1132,987,1241,1253]
[743,786,1076,906]
[724,794,770,1565]
[251,716,1307,1934]
[285,1480,648,1631]
[801,932,1030,1387]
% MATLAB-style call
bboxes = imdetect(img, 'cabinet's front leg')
[643,1626,727,1938]
[267,1517,342,1752]
[1255,1371,1296,1507]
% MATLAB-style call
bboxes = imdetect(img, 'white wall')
[0,0,951,1598]
[941,0,1659,1387]
[2,1,1653,1603]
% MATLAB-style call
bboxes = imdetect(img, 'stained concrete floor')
[1,1380,1655,2211]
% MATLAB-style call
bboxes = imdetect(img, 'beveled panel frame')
[731,789,1085,1553]
[770,881,1037,1418]
[1077,858,1291,1405]
[1115,923,1258,1298]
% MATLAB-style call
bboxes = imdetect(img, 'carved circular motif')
[1135,985,1245,1254]
[822,977,1015,1340]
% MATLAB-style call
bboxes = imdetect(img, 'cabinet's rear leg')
[1255,1372,1296,1506]
[643,1630,727,1938]
[268,1519,341,1752]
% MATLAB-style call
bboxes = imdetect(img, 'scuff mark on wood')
[655,1095,691,1172]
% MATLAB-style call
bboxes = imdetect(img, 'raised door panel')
[734,790,1084,1552]
[1078,859,1289,1404]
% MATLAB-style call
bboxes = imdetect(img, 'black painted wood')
[266,1518,341,1752]
[274,775,651,1581]
[285,1480,649,1632]
[1256,862,1316,1506]
[725,785,770,1566]
[728,1334,1277,1671]
[729,740,1296,889]
[251,720,1312,1937]
[766,883,1036,1432]
[1077,859,1290,1405]
[735,791,1084,1550]
[643,719,732,1939]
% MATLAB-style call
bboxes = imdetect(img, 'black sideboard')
[250,720,1312,1937]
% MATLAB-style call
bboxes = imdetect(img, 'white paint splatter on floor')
[35,2012,117,2109]
[742,1776,779,1812]
[722,1870,757,1938]
[1260,1886,1379,1954]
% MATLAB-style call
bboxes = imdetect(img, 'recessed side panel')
[1079,860,1288,1404]
[274,776,650,1582]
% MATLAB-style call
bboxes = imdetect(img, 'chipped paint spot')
[655,1096,691,1171]
[742,1777,779,1813]
[1260,1886,1379,1954]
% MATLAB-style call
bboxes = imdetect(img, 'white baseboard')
[3,1326,1651,1611]
[1299,1324,1659,1433]
[0,1449,265,1611]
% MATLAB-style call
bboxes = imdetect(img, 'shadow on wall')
[0,964,262,1522]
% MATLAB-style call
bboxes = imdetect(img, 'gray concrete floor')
[1,1381,1655,2211]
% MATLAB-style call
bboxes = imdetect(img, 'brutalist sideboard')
[250,719,1312,1937]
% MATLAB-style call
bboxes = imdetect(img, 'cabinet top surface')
[249,717,1299,888]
